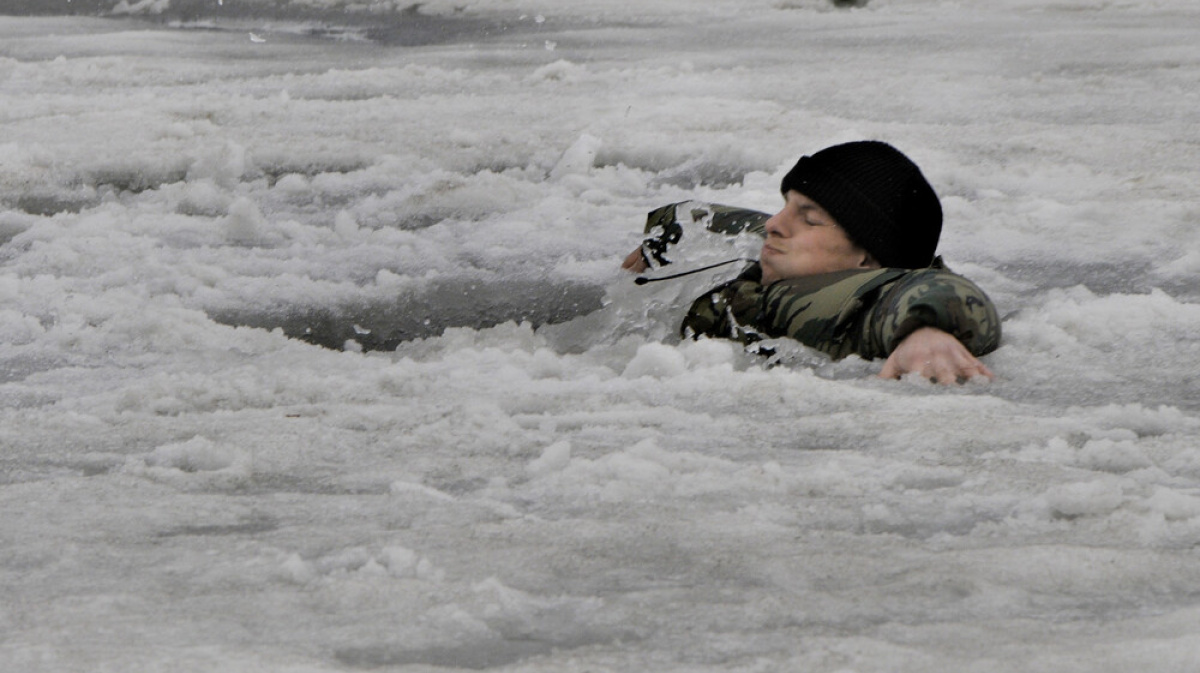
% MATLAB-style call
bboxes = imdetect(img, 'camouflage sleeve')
[757,267,1001,360]
[856,269,1002,359]
[640,201,770,267]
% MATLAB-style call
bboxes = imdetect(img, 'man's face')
[759,190,874,285]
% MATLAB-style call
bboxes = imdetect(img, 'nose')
[764,213,783,237]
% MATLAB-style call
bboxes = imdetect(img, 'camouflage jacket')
[640,201,1002,360]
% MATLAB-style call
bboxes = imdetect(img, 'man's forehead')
[784,190,834,217]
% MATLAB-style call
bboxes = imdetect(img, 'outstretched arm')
[866,269,1001,384]
[860,268,1001,357]
[759,267,1002,384]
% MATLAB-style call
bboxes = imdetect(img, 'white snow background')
[3,0,1200,671]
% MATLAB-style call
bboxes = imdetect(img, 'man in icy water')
[622,140,1000,384]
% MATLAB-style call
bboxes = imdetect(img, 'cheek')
[816,231,858,256]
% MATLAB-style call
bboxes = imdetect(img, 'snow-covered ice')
[2,0,1200,671]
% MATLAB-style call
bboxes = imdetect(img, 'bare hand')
[879,326,994,385]
[622,247,649,273]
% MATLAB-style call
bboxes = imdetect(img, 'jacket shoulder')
[760,268,906,358]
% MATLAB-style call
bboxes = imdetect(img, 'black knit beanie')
[779,141,942,269]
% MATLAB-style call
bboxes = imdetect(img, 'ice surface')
[3,1,1200,671]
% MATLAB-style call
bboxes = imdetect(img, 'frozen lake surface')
[3,0,1200,671]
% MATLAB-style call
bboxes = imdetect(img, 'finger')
[621,249,646,271]
[955,352,994,382]
[974,360,995,380]
[936,343,979,384]
[926,347,971,384]
[932,359,960,386]
[955,360,996,384]
[877,355,902,380]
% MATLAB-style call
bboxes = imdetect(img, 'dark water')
[1,0,113,14]
[0,0,553,46]
[211,279,605,351]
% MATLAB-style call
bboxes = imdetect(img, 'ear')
[858,250,881,269]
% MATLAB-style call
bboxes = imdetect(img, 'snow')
[2,1,1200,671]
